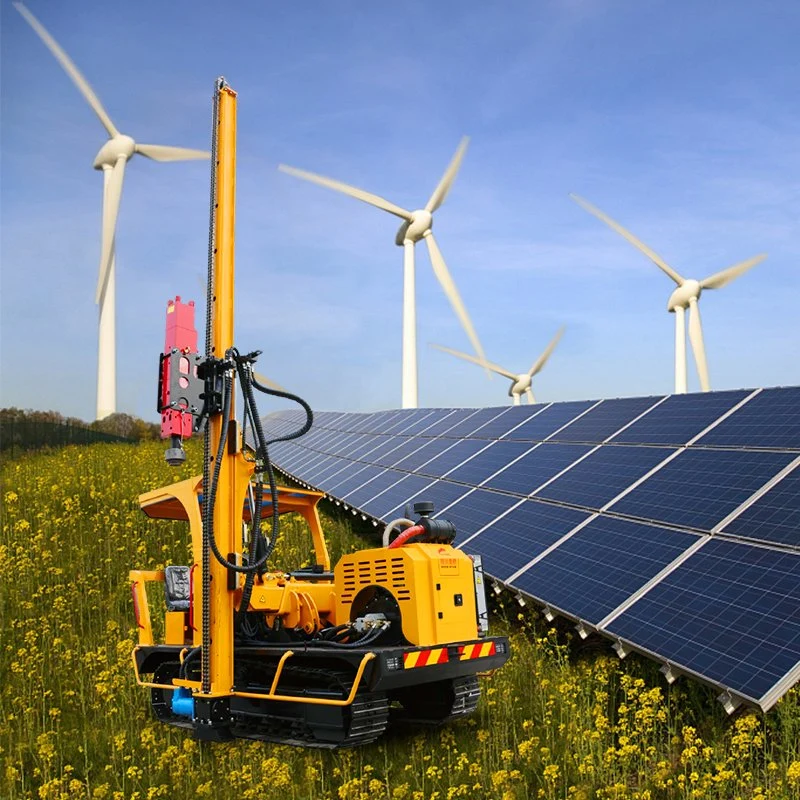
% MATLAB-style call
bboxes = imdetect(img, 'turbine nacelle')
[93,134,136,169]
[395,209,433,245]
[667,279,702,311]
[509,374,532,397]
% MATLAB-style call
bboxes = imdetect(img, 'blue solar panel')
[281,446,318,473]
[695,387,800,450]
[502,400,597,441]
[371,438,426,468]
[302,456,352,487]
[472,406,542,439]
[350,412,387,433]
[612,449,797,532]
[606,539,800,706]
[444,441,532,485]
[721,463,800,548]
[485,442,593,496]
[265,388,800,711]
[441,408,509,438]
[347,436,383,461]
[406,408,468,436]
[551,396,663,443]
[366,475,469,521]
[364,412,405,434]
[512,517,698,624]
[465,500,590,581]
[294,451,334,480]
[393,438,455,471]
[360,474,436,520]
[434,489,521,544]
[343,469,405,507]
[610,390,751,445]
[326,465,384,496]
[320,432,362,454]
[417,440,492,478]
[536,445,675,510]
[354,436,403,463]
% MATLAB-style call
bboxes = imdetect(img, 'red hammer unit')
[157,296,203,466]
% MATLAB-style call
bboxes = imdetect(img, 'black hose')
[204,369,272,574]
[179,646,202,679]
[201,347,318,640]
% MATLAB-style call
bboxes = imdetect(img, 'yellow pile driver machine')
[129,79,509,747]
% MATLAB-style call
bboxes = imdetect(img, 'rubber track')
[230,662,389,748]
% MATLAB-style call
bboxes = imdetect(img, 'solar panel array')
[265,386,800,712]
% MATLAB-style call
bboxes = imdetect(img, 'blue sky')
[2,0,798,420]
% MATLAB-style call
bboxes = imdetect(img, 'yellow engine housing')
[335,543,479,647]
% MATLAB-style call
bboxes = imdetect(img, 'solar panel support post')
[718,690,743,716]
[575,622,590,640]
[542,605,556,623]
[660,663,680,685]
[613,639,631,659]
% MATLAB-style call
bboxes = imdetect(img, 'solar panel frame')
[605,538,800,709]
[718,459,800,549]
[609,389,754,445]
[611,448,799,532]
[462,499,591,582]
[550,395,665,443]
[265,387,800,712]
[500,399,600,441]
[484,442,594,497]
[534,444,678,511]
[510,516,700,625]
[695,387,800,450]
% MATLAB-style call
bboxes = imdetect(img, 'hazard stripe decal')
[402,641,497,669]
[403,647,448,669]
[458,641,496,661]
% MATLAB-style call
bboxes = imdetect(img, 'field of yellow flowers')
[2,440,800,800]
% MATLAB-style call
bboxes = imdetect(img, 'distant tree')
[91,413,159,440]
[1,408,160,443]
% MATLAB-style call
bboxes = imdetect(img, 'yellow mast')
[200,78,252,702]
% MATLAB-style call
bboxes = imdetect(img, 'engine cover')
[335,543,479,647]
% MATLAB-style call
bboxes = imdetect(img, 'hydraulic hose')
[382,518,414,548]
[387,524,426,549]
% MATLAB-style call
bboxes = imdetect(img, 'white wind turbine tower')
[279,138,489,409]
[570,194,767,394]
[432,328,565,405]
[15,2,209,420]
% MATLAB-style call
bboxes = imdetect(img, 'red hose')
[387,524,425,549]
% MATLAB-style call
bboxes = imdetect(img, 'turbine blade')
[14,2,119,138]
[700,254,767,290]
[253,371,286,393]
[688,300,710,392]
[570,193,685,285]
[96,158,127,304]
[529,326,565,377]
[135,143,209,162]
[425,137,469,213]
[278,165,412,220]
[430,343,517,380]
[424,232,490,377]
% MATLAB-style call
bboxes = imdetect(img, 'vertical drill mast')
[200,78,240,706]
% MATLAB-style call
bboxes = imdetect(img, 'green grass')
[2,440,799,799]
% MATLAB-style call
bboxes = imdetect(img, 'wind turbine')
[279,138,488,409]
[432,328,565,405]
[14,2,209,420]
[570,194,766,394]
